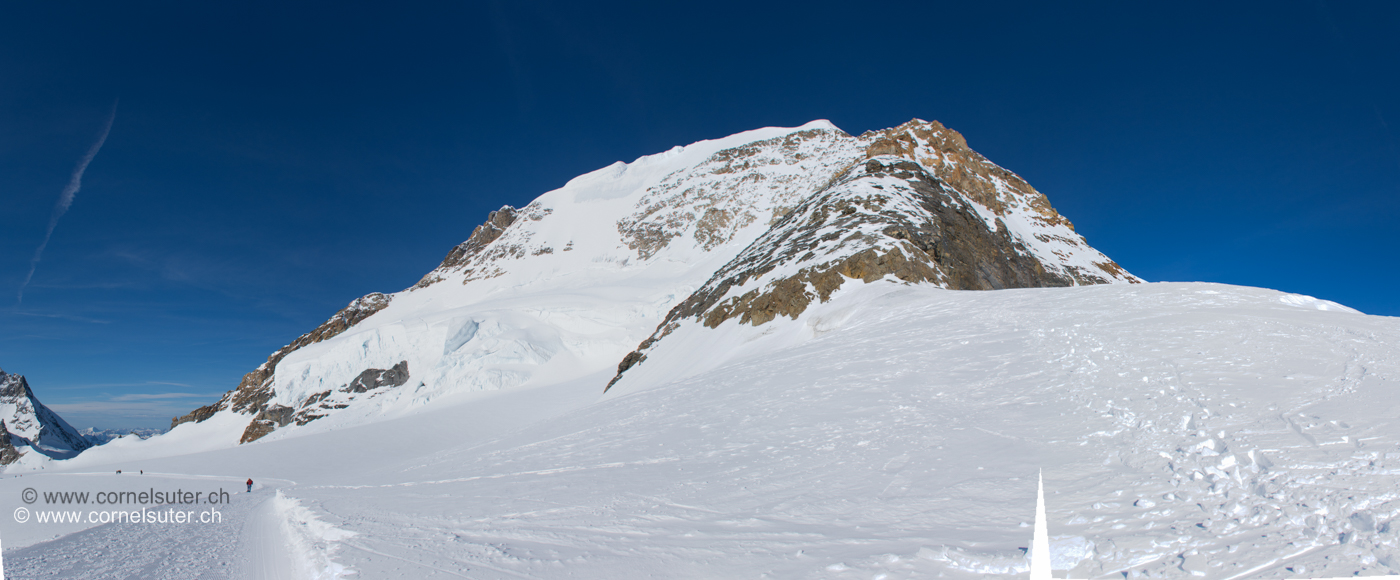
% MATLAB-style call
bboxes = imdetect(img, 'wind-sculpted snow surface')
[596,283,1400,578]
[5,283,1398,579]
[306,283,1396,579]
[156,118,1135,446]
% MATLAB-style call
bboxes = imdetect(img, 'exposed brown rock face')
[170,403,219,429]
[171,292,392,430]
[606,153,1097,391]
[238,405,294,444]
[859,120,1074,231]
[0,420,21,465]
[238,421,276,444]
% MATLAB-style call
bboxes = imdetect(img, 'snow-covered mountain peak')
[156,118,1138,446]
[0,367,90,463]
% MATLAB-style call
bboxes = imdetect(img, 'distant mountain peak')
[0,367,90,463]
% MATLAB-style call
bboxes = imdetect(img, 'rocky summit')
[171,119,1137,444]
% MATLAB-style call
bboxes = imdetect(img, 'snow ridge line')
[271,490,356,579]
[50,471,299,486]
[340,540,536,580]
[304,456,683,490]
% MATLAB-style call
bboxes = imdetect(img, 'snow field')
[4,282,1398,579]
[296,281,1400,579]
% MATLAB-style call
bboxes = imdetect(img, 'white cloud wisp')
[17,100,118,305]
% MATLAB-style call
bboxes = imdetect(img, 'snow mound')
[1279,292,1360,312]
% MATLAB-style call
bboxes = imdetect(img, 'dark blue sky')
[3,1,1397,429]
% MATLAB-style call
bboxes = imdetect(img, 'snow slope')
[6,282,1398,579]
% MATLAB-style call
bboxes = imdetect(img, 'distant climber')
[246,478,253,492]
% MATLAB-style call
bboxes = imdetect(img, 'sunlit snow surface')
[4,281,1399,579]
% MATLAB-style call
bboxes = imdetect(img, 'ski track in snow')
[243,496,297,580]
[2,480,275,579]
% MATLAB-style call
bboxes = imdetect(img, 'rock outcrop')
[344,361,411,394]
[0,420,21,465]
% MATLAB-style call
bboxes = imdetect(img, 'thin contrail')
[17,100,118,305]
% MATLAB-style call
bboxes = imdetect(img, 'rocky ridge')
[0,368,91,461]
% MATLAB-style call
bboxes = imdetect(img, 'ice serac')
[170,118,1136,443]
[240,361,411,443]
[170,292,393,430]
[0,368,91,461]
